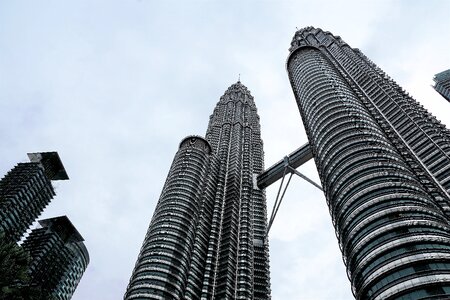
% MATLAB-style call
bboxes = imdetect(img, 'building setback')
[287,27,450,299]
[433,69,450,102]
[124,82,271,300]
[21,216,89,300]
[0,152,68,243]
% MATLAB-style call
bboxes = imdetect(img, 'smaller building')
[22,216,89,300]
[433,69,450,102]
[0,152,68,242]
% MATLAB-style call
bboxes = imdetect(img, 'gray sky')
[1,1,449,299]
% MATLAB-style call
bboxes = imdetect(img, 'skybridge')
[257,142,323,234]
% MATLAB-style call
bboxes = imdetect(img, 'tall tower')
[124,82,271,300]
[0,152,69,242]
[21,216,89,300]
[202,82,270,300]
[287,27,450,299]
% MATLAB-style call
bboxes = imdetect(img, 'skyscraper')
[0,152,88,298]
[287,27,450,299]
[21,216,89,300]
[0,152,69,242]
[433,69,450,102]
[125,82,271,299]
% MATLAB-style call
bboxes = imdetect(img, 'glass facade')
[125,82,271,300]
[287,27,450,300]
[21,216,89,300]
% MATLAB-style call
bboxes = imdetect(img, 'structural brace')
[257,143,323,235]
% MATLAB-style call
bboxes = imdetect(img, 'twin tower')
[125,27,450,300]
[125,82,270,299]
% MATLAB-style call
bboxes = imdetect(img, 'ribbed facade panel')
[203,82,270,300]
[184,153,221,299]
[287,27,450,300]
[125,82,271,300]
[125,136,218,300]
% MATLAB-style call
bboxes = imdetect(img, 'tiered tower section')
[202,82,270,300]
[287,27,450,300]
[125,82,271,300]
[125,136,220,299]
[0,152,68,242]
[21,216,89,300]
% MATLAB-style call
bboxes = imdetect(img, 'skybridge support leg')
[266,155,323,236]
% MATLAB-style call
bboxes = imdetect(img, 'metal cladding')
[287,27,450,300]
[0,162,55,242]
[21,216,89,300]
[203,82,270,300]
[125,82,271,300]
[433,69,450,102]
[125,135,218,299]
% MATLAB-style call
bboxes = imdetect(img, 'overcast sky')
[1,1,450,299]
